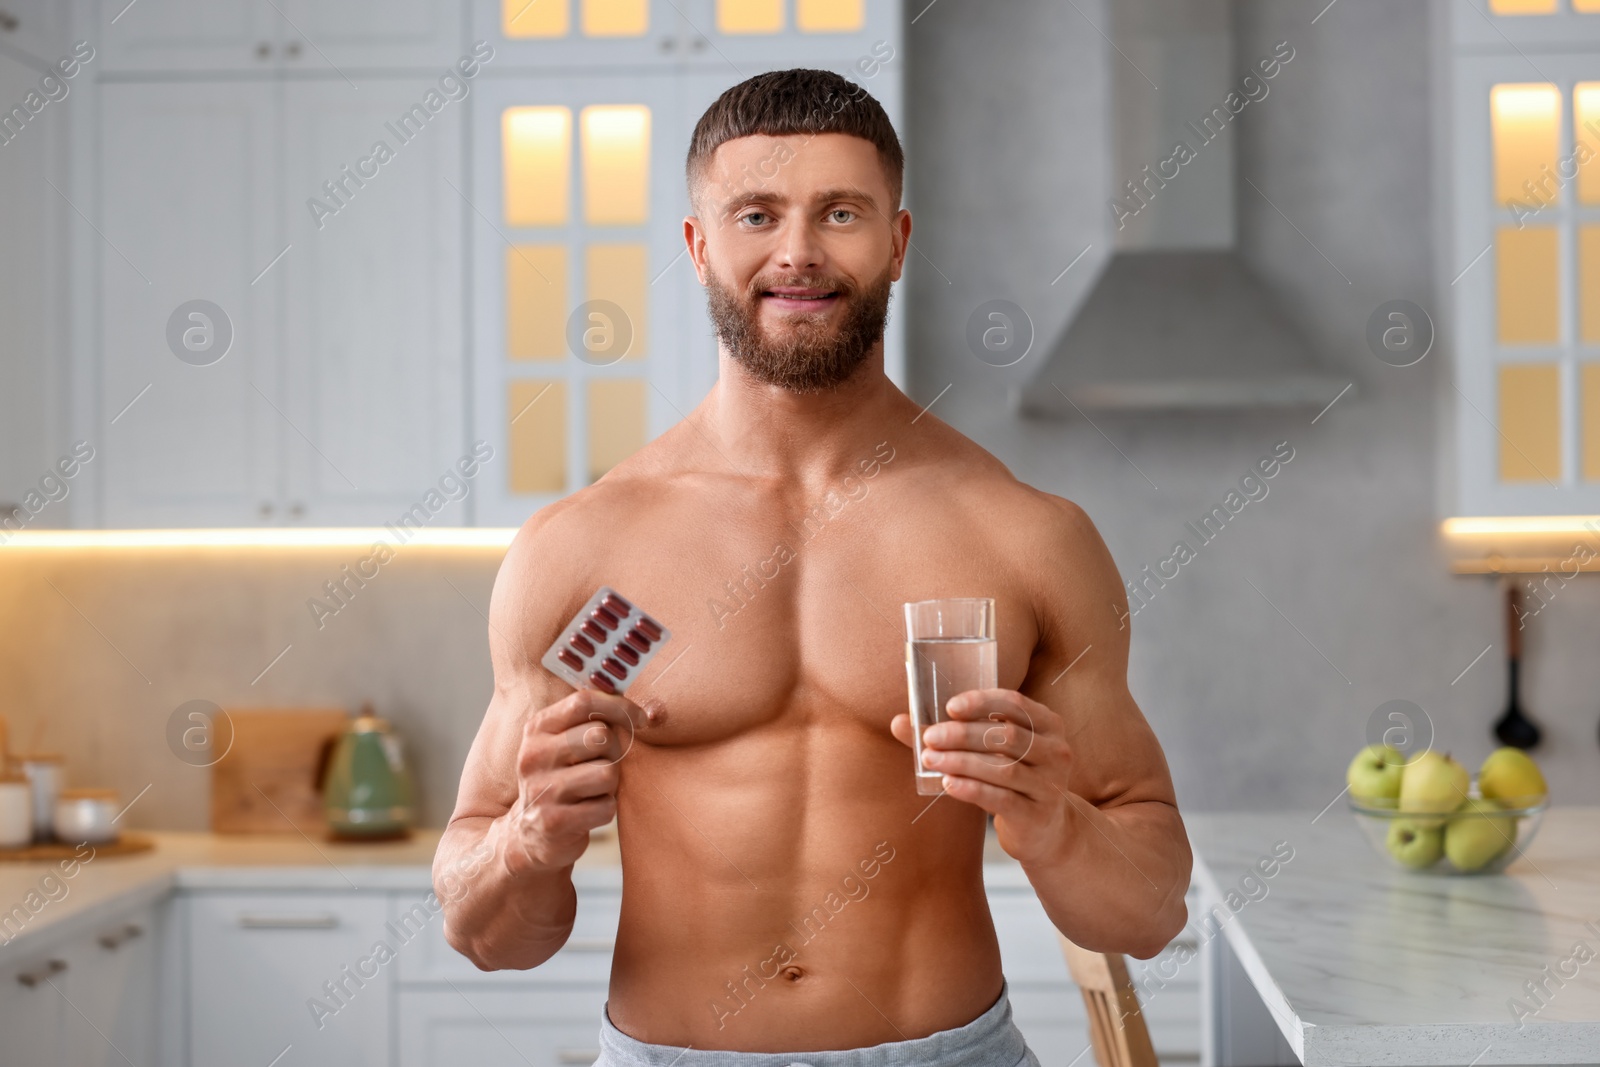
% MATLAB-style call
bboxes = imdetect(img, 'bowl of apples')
[1345,746,1548,874]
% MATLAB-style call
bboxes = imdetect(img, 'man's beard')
[705,265,893,393]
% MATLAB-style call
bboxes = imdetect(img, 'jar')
[53,788,119,844]
[19,754,63,842]
[0,774,31,848]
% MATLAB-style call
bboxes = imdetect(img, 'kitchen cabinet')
[0,899,160,1067]
[95,68,467,526]
[97,0,463,74]
[0,0,69,65]
[185,891,393,1067]
[1440,3,1600,518]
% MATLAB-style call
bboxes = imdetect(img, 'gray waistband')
[596,980,1031,1067]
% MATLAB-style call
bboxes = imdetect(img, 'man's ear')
[684,215,709,285]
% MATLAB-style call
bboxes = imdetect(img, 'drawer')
[394,890,621,986]
[398,987,609,1067]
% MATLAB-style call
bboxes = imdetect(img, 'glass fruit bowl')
[1348,781,1547,875]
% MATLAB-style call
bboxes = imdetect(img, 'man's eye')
[740,212,768,226]
[830,209,856,223]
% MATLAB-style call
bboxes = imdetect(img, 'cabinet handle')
[98,923,144,950]
[689,35,708,52]
[0,11,18,33]
[657,36,676,52]
[556,1050,600,1065]
[259,502,274,518]
[256,41,272,59]
[285,40,302,58]
[289,501,306,519]
[562,938,614,953]
[238,913,340,929]
[17,959,66,987]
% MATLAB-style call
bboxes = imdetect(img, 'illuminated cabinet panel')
[1585,364,1600,480]
[1496,227,1560,344]
[581,105,651,225]
[1498,364,1562,482]
[507,246,568,360]
[1490,0,1557,13]
[1491,84,1559,205]
[510,381,568,493]
[719,0,784,33]
[586,0,650,35]
[586,245,649,359]
[503,0,569,38]
[503,107,572,226]
[798,0,865,31]
[588,380,649,481]
[1576,82,1600,202]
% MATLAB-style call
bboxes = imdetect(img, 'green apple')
[1398,750,1470,826]
[1347,744,1407,803]
[1478,747,1548,807]
[1386,818,1444,868]
[1444,797,1517,871]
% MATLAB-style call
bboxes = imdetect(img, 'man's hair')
[685,68,904,214]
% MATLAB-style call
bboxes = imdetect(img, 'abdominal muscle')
[601,723,1006,1052]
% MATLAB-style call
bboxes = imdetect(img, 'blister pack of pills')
[541,586,671,695]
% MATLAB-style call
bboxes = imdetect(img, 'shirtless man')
[436,68,1192,1067]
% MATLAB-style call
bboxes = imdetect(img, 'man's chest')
[578,512,1041,748]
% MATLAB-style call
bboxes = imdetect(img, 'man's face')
[685,132,911,393]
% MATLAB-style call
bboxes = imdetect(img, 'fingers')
[521,690,642,771]
[534,689,645,739]
[922,718,1035,763]
[945,688,1056,732]
[889,713,914,748]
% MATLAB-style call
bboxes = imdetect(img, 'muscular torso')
[532,418,1057,1050]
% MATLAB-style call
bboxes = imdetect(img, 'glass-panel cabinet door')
[1452,0,1600,49]
[1451,54,1600,515]
[471,0,692,68]
[470,74,694,527]
[676,0,898,68]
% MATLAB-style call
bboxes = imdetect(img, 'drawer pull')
[562,938,614,953]
[238,913,340,930]
[98,923,145,950]
[557,1049,600,1064]
[17,959,66,987]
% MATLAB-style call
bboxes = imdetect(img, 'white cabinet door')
[187,891,392,1067]
[398,987,609,1067]
[0,946,66,1067]
[280,79,467,525]
[470,0,690,69]
[57,907,159,1067]
[98,80,284,527]
[0,0,70,65]
[280,0,464,71]
[96,0,280,73]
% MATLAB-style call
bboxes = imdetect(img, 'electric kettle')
[320,704,415,840]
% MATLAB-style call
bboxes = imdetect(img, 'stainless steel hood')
[1017,0,1347,415]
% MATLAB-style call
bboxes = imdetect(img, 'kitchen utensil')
[0,773,31,848]
[1494,586,1542,749]
[1347,781,1546,874]
[53,788,119,844]
[210,708,348,833]
[321,704,414,840]
[18,754,63,841]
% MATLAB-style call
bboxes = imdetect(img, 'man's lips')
[761,287,841,310]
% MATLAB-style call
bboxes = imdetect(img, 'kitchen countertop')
[1187,805,1600,1066]
[0,826,1030,953]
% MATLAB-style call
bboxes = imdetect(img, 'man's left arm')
[891,495,1191,959]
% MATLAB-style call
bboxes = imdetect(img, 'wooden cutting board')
[211,708,349,834]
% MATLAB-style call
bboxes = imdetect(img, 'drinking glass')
[903,598,997,796]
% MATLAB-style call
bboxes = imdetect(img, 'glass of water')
[903,598,997,796]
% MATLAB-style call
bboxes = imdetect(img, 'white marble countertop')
[0,826,1030,953]
[1187,806,1600,1067]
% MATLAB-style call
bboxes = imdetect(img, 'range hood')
[1017,0,1348,415]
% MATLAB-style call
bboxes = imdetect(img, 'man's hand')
[499,689,645,876]
[891,688,1076,867]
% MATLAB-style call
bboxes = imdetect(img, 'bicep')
[1020,498,1177,811]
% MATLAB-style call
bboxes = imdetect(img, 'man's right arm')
[433,517,640,971]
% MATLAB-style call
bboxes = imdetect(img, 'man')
[436,68,1191,1067]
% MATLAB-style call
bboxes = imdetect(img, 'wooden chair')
[1057,933,1160,1067]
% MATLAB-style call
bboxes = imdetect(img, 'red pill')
[581,620,606,642]
[570,633,595,657]
[602,657,627,680]
[635,616,663,641]
[625,629,650,653]
[592,606,620,631]
[614,643,639,666]
[589,671,617,694]
[603,593,632,616]
[557,649,584,671]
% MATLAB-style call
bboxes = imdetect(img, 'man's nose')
[774,220,824,272]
